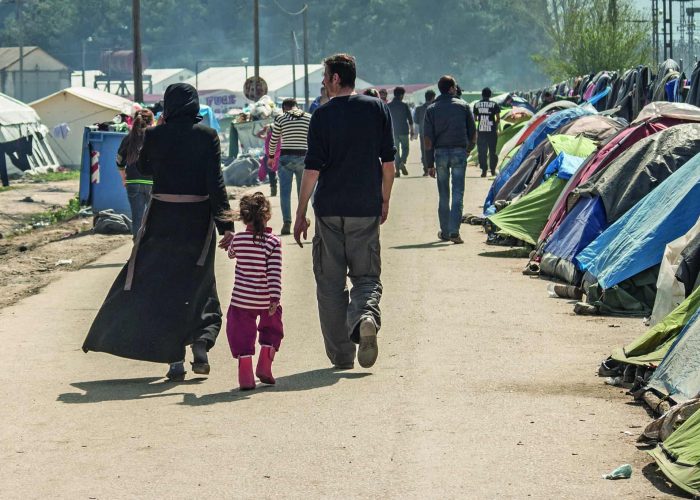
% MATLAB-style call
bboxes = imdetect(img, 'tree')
[534,0,652,80]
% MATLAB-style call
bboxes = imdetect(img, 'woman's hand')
[268,301,279,316]
[218,230,234,249]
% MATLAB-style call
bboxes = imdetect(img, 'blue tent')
[576,152,700,290]
[646,307,700,404]
[543,196,607,263]
[483,106,594,215]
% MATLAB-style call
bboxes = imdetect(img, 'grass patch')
[24,170,81,183]
[29,194,81,227]
[0,184,16,193]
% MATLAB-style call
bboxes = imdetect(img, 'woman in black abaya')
[83,83,234,380]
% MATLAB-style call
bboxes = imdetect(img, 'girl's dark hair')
[363,88,379,98]
[126,109,154,165]
[239,192,271,243]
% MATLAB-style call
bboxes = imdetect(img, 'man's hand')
[218,230,234,249]
[267,157,275,168]
[293,216,310,247]
[268,301,279,316]
[428,167,436,178]
[381,200,390,224]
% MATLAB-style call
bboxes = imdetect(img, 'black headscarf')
[163,83,202,122]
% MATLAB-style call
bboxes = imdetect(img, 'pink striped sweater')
[227,227,282,309]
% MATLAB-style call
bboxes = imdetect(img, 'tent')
[610,286,700,367]
[537,102,700,254]
[540,123,700,285]
[491,115,623,206]
[645,308,700,404]
[650,218,700,326]
[483,105,594,215]
[488,152,588,245]
[31,87,136,168]
[575,151,700,315]
[648,407,700,496]
[492,100,577,175]
[0,91,60,186]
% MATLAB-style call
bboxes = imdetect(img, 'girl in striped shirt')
[225,192,283,390]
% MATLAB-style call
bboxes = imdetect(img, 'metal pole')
[303,5,309,110]
[82,40,86,87]
[291,31,297,101]
[254,0,260,81]
[132,0,144,102]
[195,60,199,91]
[16,0,23,101]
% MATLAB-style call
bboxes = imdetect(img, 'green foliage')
[535,0,652,80]
[24,170,81,183]
[0,0,552,90]
[29,194,81,227]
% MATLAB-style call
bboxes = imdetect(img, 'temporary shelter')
[650,218,700,325]
[648,406,700,496]
[540,123,700,285]
[575,150,700,315]
[483,105,594,215]
[491,115,623,206]
[487,152,589,245]
[645,308,700,405]
[609,286,700,368]
[31,87,136,168]
[0,91,60,185]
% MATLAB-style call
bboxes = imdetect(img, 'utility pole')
[15,0,23,101]
[132,0,143,102]
[254,0,260,81]
[303,4,309,111]
[652,0,659,68]
[291,31,297,101]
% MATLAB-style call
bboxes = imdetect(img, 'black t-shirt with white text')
[473,99,501,134]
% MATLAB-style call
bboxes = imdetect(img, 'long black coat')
[83,118,233,363]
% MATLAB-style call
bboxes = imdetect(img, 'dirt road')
[0,147,681,499]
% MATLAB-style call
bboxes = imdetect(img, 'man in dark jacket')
[387,86,414,177]
[293,53,396,370]
[473,87,501,177]
[423,75,477,244]
[414,89,436,176]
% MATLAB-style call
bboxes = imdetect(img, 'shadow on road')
[390,241,452,250]
[57,376,207,404]
[179,368,371,407]
[478,248,531,258]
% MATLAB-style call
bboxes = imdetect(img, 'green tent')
[489,176,567,245]
[548,134,598,157]
[649,407,700,495]
[611,285,700,366]
[487,143,594,245]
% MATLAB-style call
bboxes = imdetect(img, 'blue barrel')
[79,128,131,217]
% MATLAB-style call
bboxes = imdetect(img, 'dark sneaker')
[357,318,378,368]
[401,166,409,176]
[450,234,464,244]
[480,171,487,178]
[490,170,496,176]
[281,222,291,235]
[437,231,450,241]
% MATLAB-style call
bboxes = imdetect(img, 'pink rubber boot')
[238,355,256,390]
[256,345,276,385]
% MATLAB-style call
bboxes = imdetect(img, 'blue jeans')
[278,155,305,223]
[435,148,467,237]
[126,183,152,238]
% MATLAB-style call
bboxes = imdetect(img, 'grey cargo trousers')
[312,216,383,366]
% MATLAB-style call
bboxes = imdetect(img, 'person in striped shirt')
[224,192,284,390]
[267,98,311,235]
